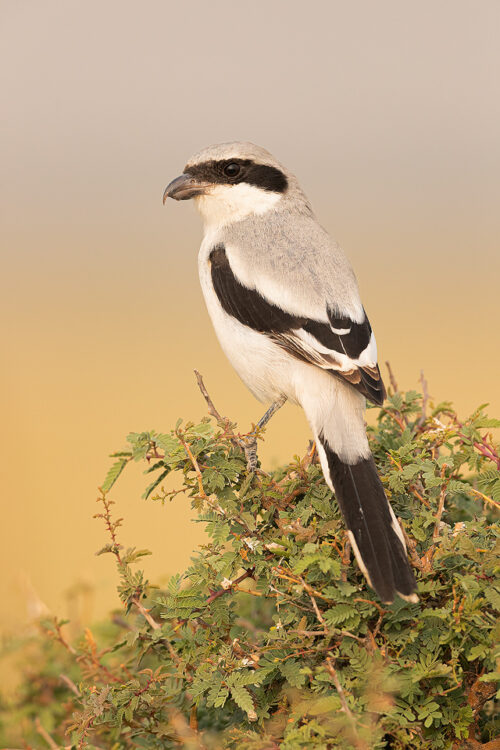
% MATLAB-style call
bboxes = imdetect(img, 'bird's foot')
[242,396,288,473]
[256,395,287,430]
[242,435,259,472]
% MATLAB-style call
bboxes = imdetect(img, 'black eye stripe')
[185,159,288,193]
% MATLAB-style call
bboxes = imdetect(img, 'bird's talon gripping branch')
[243,436,258,473]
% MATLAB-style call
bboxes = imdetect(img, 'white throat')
[194,183,282,229]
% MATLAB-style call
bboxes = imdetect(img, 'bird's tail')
[316,433,418,603]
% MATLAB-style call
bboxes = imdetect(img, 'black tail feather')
[319,436,418,603]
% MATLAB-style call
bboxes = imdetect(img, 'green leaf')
[230,684,255,717]
[101,459,127,491]
[142,468,170,499]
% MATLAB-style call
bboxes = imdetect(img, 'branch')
[60,672,81,697]
[205,568,255,605]
[299,574,327,632]
[194,370,244,450]
[34,718,59,750]
[194,370,224,422]
[132,597,161,630]
[325,657,354,719]
[325,658,369,750]
[417,369,430,426]
[433,465,450,541]
[385,360,399,393]
[469,486,500,511]
[177,432,207,498]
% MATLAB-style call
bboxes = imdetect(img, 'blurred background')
[1,0,499,666]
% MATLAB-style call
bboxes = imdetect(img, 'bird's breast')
[197,237,298,404]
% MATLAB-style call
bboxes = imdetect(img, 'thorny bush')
[1,376,499,749]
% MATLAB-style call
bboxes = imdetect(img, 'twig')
[325,658,369,750]
[205,568,255,605]
[177,432,207,498]
[325,657,354,719]
[194,370,224,422]
[49,618,76,656]
[400,524,425,572]
[385,361,399,393]
[132,597,161,630]
[273,567,332,603]
[174,568,257,632]
[194,370,244,451]
[132,598,185,666]
[354,597,386,617]
[60,672,81,697]
[290,628,363,642]
[387,455,430,507]
[433,465,449,541]
[298,575,328,632]
[452,414,500,470]
[417,370,430,426]
[34,718,59,749]
[340,533,351,582]
[469,487,500,511]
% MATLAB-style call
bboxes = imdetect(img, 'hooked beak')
[162,173,213,203]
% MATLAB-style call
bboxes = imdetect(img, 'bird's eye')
[224,162,241,178]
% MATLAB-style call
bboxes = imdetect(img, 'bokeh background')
[1,0,499,665]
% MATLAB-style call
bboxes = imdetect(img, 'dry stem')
[34,718,59,749]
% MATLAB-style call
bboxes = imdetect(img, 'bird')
[163,141,418,605]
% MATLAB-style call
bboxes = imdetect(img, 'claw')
[243,436,259,472]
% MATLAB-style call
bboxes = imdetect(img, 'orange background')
[1,0,499,651]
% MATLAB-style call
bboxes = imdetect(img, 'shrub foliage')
[1,378,499,749]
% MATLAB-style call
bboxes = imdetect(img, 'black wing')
[209,245,386,405]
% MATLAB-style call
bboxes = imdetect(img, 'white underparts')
[194,183,282,228]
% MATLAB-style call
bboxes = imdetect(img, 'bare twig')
[340,533,351,582]
[177,432,207,498]
[34,718,59,749]
[194,370,224,422]
[48,618,76,656]
[325,657,354,718]
[400,524,425,572]
[385,361,399,393]
[60,672,81,697]
[452,414,500,470]
[433,465,449,541]
[300,576,327,632]
[469,487,500,512]
[291,628,363,642]
[325,658,369,750]
[388,455,430,507]
[354,597,386,617]
[205,568,255,605]
[132,597,161,630]
[417,370,430,426]
[194,369,244,453]
[131,598,186,666]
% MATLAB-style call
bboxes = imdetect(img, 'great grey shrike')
[163,142,417,605]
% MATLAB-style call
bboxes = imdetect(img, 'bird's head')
[163,142,309,227]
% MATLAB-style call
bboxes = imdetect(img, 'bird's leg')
[244,395,287,472]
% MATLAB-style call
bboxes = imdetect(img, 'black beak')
[162,173,213,203]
